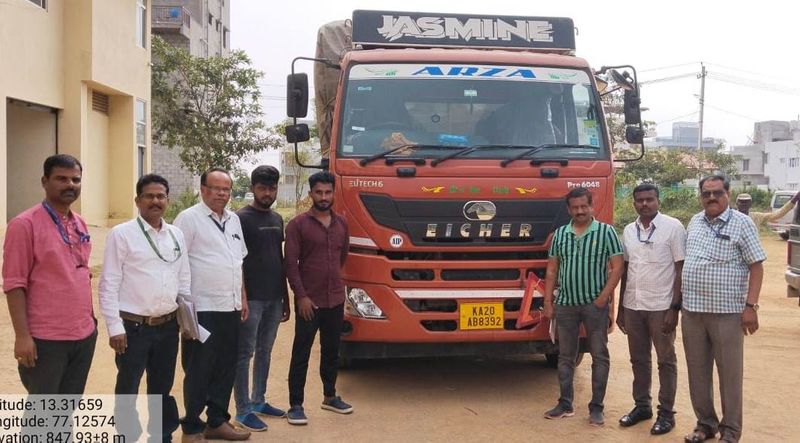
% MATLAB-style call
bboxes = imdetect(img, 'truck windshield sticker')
[349,64,591,85]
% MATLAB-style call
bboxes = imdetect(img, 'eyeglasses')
[700,190,726,199]
[139,193,169,201]
[203,185,232,194]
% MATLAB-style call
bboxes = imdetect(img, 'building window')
[223,28,229,49]
[742,159,750,172]
[136,99,147,177]
[136,0,147,48]
[208,13,213,25]
[27,0,46,9]
[780,157,786,164]
[791,158,800,168]
[763,152,769,165]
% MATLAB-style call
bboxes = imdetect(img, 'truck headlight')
[345,287,385,319]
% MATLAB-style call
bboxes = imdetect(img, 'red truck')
[284,10,644,365]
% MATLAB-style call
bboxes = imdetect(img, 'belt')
[119,310,177,326]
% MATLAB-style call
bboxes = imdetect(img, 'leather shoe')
[203,422,250,441]
[618,407,653,427]
[650,414,675,435]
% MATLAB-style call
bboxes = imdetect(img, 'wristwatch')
[670,302,682,311]
[745,302,759,311]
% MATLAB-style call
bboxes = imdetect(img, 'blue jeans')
[234,299,283,415]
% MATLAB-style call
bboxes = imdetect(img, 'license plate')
[459,302,504,330]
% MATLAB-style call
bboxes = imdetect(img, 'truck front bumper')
[785,269,800,300]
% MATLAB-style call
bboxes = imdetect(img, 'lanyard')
[704,212,731,240]
[137,218,182,263]
[208,214,227,234]
[635,222,656,244]
[42,201,90,246]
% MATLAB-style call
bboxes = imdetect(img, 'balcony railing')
[153,5,191,30]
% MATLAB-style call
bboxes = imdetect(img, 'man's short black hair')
[251,165,280,187]
[43,154,82,177]
[308,171,336,189]
[699,174,730,191]
[136,174,170,196]
[633,182,660,199]
[200,167,231,185]
[565,187,593,206]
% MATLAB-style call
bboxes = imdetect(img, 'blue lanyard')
[704,212,731,240]
[635,222,656,244]
[208,214,227,234]
[42,201,90,246]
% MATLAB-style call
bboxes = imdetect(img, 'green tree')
[617,149,695,188]
[230,168,250,199]
[151,36,282,175]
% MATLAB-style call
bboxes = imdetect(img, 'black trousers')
[115,317,179,443]
[180,311,240,435]
[288,304,344,407]
[18,327,97,394]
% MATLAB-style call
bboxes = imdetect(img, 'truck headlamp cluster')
[345,287,386,319]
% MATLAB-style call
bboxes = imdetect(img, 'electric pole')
[697,62,707,176]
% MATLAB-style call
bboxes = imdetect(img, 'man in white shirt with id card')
[99,174,191,442]
[617,183,686,436]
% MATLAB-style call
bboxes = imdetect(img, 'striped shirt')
[682,208,766,313]
[548,219,623,306]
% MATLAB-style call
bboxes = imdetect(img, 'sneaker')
[544,404,575,419]
[321,396,354,414]
[286,406,308,425]
[589,409,605,427]
[252,403,286,418]
[234,413,267,432]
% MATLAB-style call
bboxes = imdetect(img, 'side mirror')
[625,126,645,145]
[285,124,310,143]
[624,89,642,125]
[286,73,309,118]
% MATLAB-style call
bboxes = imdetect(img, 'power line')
[640,72,697,85]
[656,111,698,125]
[704,62,796,85]
[704,104,761,121]
[707,72,800,96]
[639,61,699,73]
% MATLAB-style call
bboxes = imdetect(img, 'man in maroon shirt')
[284,171,352,425]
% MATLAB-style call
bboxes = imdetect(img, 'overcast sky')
[231,0,799,164]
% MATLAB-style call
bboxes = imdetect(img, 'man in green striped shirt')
[543,187,624,426]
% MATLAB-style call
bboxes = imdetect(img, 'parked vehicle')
[767,190,796,240]
[284,10,644,365]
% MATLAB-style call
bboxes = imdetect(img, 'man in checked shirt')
[681,175,765,443]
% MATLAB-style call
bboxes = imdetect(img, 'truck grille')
[360,193,570,247]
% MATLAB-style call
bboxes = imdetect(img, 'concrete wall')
[5,101,57,220]
[764,140,800,190]
[0,0,152,228]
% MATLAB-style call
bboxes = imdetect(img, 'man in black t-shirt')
[233,165,291,432]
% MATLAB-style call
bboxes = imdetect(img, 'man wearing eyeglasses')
[617,183,686,436]
[174,168,250,442]
[681,175,765,443]
[4,154,96,394]
[99,174,190,442]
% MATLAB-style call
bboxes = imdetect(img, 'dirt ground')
[1,229,798,442]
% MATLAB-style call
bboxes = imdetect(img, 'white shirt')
[99,216,191,337]
[173,201,247,312]
[622,212,687,311]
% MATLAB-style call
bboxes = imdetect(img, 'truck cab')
[285,10,644,364]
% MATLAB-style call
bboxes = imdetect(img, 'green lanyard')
[137,218,182,263]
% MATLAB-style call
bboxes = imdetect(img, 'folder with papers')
[177,296,210,343]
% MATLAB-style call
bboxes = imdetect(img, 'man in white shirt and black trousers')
[174,168,250,442]
[617,183,687,436]
[99,174,190,442]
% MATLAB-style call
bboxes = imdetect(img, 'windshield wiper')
[431,145,529,167]
[359,144,463,166]
[500,144,596,167]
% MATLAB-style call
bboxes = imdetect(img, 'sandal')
[684,426,717,443]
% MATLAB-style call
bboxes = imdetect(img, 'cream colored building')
[0,0,152,229]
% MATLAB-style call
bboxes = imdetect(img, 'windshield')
[774,194,793,208]
[338,63,606,160]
